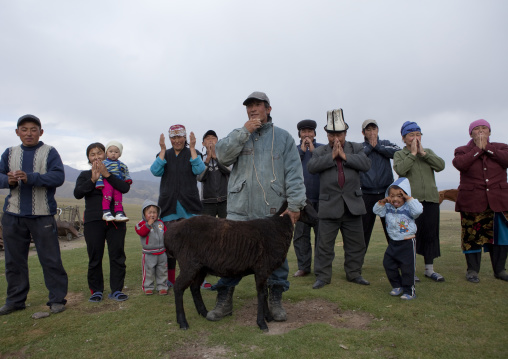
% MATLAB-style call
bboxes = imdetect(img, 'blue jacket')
[216,119,306,220]
[0,141,64,217]
[373,177,423,241]
[360,137,400,194]
[298,139,323,203]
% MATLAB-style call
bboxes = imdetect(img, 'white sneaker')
[389,287,403,296]
[115,213,129,222]
[102,212,115,221]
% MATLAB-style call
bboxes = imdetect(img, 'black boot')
[268,285,287,322]
[206,286,235,321]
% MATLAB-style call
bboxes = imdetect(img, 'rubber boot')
[268,285,287,322]
[206,286,235,321]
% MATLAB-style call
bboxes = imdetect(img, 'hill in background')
[1,165,457,208]
[0,165,161,204]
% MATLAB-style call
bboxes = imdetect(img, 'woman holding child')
[74,143,131,302]
[452,119,508,283]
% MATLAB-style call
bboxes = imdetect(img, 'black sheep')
[164,201,318,331]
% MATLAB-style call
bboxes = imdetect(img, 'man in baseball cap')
[360,120,400,252]
[207,91,306,324]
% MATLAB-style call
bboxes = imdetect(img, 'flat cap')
[243,91,270,106]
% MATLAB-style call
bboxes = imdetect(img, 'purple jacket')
[453,140,508,212]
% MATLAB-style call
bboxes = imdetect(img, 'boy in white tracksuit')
[373,177,423,300]
[135,199,169,295]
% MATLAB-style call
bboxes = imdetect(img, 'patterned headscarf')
[169,124,186,138]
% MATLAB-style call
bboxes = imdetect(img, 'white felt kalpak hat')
[324,108,349,133]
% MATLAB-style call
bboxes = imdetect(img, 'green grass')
[1,200,507,358]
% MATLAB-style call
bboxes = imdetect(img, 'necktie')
[336,158,345,188]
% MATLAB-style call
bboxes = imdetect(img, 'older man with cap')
[360,119,400,251]
[207,91,306,323]
[308,109,372,289]
[292,119,323,277]
[0,114,68,315]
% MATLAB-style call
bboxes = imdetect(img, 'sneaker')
[50,303,66,314]
[115,213,129,222]
[201,279,212,290]
[400,294,416,300]
[159,289,168,295]
[425,272,445,282]
[414,275,420,282]
[389,287,403,296]
[102,212,115,221]
[145,290,153,295]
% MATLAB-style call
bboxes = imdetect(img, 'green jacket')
[393,147,445,203]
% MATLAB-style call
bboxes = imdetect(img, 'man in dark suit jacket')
[307,109,372,289]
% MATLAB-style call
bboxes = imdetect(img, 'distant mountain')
[64,165,159,183]
[130,168,160,183]
[57,165,161,204]
[63,165,82,182]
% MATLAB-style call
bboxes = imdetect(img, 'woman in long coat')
[452,119,508,283]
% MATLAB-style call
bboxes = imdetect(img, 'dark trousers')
[293,201,319,273]
[466,244,508,274]
[314,210,366,283]
[2,213,68,307]
[362,193,390,249]
[201,201,227,218]
[383,238,416,296]
[83,220,126,293]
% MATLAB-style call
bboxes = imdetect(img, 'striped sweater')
[0,141,65,217]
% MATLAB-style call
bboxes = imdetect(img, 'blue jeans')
[212,258,290,292]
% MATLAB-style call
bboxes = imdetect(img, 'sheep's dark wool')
[164,201,318,331]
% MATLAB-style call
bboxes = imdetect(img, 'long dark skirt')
[415,201,441,260]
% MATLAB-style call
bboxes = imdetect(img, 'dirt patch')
[168,343,231,359]
[0,236,86,261]
[234,298,374,335]
[167,299,374,358]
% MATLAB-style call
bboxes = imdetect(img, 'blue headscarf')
[400,121,422,136]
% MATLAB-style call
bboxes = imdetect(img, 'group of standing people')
[1,92,507,316]
[292,111,508,299]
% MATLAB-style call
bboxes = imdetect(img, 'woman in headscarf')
[150,125,205,288]
[452,119,508,283]
[393,121,446,282]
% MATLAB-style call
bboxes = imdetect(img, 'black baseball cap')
[202,130,218,141]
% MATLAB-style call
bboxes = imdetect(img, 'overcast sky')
[1,0,507,188]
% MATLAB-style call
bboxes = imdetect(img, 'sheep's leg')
[174,270,197,330]
[189,270,208,318]
[254,275,269,332]
[173,283,189,330]
[263,284,274,323]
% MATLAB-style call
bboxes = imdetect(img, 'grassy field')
[1,198,507,358]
